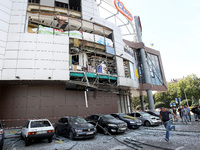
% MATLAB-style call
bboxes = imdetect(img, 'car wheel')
[25,138,30,147]
[144,121,151,127]
[103,127,109,135]
[69,131,74,140]
[48,137,53,143]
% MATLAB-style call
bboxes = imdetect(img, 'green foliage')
[170,100,175,104]
[180,99,192,106]
[153,74,200,108]
[136,105,141,110]
[133,74,200,109]
[132,97,140,110]
[155,102,165,108]
[191,96,199,105]
[145,103,149,109]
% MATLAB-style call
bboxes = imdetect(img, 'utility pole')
[134,16,155,110]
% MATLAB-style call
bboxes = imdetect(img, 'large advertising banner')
[38,25,53,34]
[67,31,83,39]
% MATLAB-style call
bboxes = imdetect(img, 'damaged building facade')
[0,0,167,127]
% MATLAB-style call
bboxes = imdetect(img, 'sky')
[122,0,200,81]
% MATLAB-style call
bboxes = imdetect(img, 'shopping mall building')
[0,0,167,127]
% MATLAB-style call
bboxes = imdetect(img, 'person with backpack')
[191,105,200,121]
[181,106,189,124]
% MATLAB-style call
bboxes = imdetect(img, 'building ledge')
[70,71,117,80]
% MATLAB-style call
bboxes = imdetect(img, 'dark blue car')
[111,113,142,129]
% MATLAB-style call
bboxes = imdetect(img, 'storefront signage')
[114,0,133,21]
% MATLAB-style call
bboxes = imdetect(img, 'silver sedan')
[128,112,162,127]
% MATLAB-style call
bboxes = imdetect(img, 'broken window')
[123,59,130,78]
[147,53,163,85]
[69,51,117,75]
[129,62,135,80]
[69,0,81,12]
[26,0,82,34]
[55,1,68,8]
[26,3,40,33]
[26,0,118,86]
[28,0,40,4]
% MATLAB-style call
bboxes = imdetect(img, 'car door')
[136,113,144,123]
[99,117,106,127]
[129,113,136,118]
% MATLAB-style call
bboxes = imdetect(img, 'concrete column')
[134,16,155,110]
[140,95,145,111]
[119,95,123,113]
[147,90,155,110]
[123,95,127,113]
[129,94,133,113]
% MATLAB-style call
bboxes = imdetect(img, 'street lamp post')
[184,89,189,107]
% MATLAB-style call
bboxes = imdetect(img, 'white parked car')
[21,119,54,146]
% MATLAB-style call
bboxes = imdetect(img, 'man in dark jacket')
[191,106,200,121]
[178,107,183,121]
[160,107,179,142]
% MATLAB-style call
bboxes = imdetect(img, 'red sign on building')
[114,0,133,21]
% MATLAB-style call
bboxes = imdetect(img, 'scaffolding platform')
[70,71,117,80]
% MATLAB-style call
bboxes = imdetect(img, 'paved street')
[3,120,200,150]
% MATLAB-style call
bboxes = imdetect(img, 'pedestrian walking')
[181,106,189,124]
[160,107,179,142]
[172,108,178,122]
[191,106,199,121]
[185,105,191,122]
[178,106,183,121]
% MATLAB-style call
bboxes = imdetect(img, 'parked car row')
[0,111,161,148]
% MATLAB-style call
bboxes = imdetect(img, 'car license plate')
[36,131,47,134]
[86,132,94,135]
[137,123,142,125]
[119,128,126,130]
